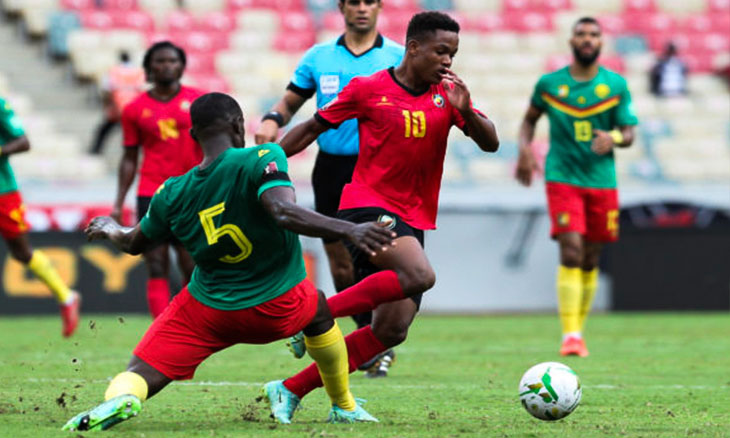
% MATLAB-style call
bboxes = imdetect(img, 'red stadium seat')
[680,15,712,33]
[710,14,730,33]
[146,31,171,45]
[623,12,676,33]
[103,0,138,10]
[249,0,304,10]
[61,0,94,10]
[469,13,504,33]
[165,10,195,33]
[503,12,554,33]
[198,11,236,33]
[187,74,230,93]
[384,0,418,11]
[185,53,217,74]
[707,0,730,13]
[80,10,114,29]
[114,10,154,32]
[322,11,343,31]
[539,0,573,12]
[647,31,690,52]
[279,11,314,33]
[682,53,715,72]
[174,31,230,53]
[597,15,626,34]
[502,0,530,12]
[273,30,316,52]
[622,0,656,13]
[227,0,254,10]
[599,56,625,73]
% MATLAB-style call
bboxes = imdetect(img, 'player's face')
[570,22,602,66]
[340,0,381,34]
[410,30,459,85]
[149,48,184,86]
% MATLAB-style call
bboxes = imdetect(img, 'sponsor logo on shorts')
[433,93,445,108]
[557,212,570,227]
[377,214,396,230]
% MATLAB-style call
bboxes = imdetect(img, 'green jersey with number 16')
[140,143,306,311]
[530,66,639,189]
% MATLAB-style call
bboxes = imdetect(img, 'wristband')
[262,111,284,128]
[609,129,624,145]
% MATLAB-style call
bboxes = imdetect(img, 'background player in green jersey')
[63,93,408,430]
[0,97,80,337]
[515,17,639,357]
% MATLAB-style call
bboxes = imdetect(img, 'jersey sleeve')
[139,182,174,242]
[530,76,548,111]
[287,47,317,99]
[0,100,26,142]
[315,77,364,129]
[120,103,140,147]
[615,80,639,126]
[253,144,294,199]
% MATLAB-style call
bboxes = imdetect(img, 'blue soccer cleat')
[62,394,141,431]
[286,331,306,359]
[262,380,300,424]
[328,400,379,424]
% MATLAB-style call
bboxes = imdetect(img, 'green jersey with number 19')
[530,66,639,188]
[140,143,306,311]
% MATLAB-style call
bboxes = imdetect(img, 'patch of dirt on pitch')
[240,401,263,422]
[56,392,68,408]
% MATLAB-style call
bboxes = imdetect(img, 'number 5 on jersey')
[199,202,253,263]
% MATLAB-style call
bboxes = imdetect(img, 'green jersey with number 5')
[530,66,639,188]
[140,143,306,311]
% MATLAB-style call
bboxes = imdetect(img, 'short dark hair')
[406,11,460,43]
[142,41,186,75]
[573,16,601,33]
[190,93,243,132]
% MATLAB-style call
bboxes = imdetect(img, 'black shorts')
[311,151,357,243]
[337,207,425,310]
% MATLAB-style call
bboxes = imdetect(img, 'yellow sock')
[28,250,72,304]
[104,371,148,402]
[304,322,355,411]
[579,268,599,331]
[557,265,582,335]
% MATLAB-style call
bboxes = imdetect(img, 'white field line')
[23,378,727,390]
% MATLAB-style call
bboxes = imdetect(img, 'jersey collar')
[387,67,430,97]
[337,33,384,58]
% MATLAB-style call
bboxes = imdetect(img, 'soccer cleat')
[286,331,306,359]
[60,291,81,338]
[62,394,141,431]
[560,336,589,357]
[363,349,395,378]
[328,401,379,424]
[262,380,300,424]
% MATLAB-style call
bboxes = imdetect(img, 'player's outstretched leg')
[262,380,301,424]
[328,400,379,424]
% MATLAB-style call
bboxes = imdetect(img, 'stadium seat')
[60,0,94,10]
[656,0,705,14]
[453,0,500,13]
[165,10,195,32]
[707,0,730,13]
[420,0,454,10]
[185,52,217,75]
[138,0,177,17]
[105,29,146,53]
[198,11,237,33]
[622,0,656,13]
[173,31,230,54]
[502,12,554,33]
[236,9,280,33]
[229,30,275,51]
[114,10,155,32]
[185,74,230,93]
[305,0,337,14]
[321,10,343,31]
[571,0,621,13]
[469,13,504,33]
[80,10,115,29]
[103,0,139,11]
[185,0,225,15]
[279,11,315,32]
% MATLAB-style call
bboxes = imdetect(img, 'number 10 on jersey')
[402,110,426,138]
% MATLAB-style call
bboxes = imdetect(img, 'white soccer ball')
[518,361,581,421]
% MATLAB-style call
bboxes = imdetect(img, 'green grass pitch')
[0,313,728,437]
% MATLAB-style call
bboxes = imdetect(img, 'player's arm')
[443,70,498,152]
[0,135,30,156]
[260,185,395,257]
[112,147,138,223]
[254,91,308,145]
[591,125,636,155]
[515,105,544,187]
[84,217,155,255]
[278,117,329,157]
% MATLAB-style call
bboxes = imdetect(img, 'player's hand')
[515,149,540,187]
[254,120,279,145]
[85,216,118,241]
[442,69,471,113]
[591,129,614,155]
[345,222,397,257]
[109,206,124,225]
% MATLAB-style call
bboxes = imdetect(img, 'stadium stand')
[1,0,728,187]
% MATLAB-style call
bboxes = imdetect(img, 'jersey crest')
[432,94,445,108]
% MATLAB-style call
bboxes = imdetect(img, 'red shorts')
[133,279,319,380]
[0,191,28,239]
[546,182,619,242]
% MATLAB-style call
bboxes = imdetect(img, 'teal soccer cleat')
[286,331,306,359]
[262,380,300,424]
[328,401,379,424]
[62,394,141,431]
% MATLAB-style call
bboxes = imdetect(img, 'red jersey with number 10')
[121,86,204,197]
[316,68,485,230]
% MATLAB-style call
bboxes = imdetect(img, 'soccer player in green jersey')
[515,17,639,357]
[0,97,80,337]
[63,93,411,431]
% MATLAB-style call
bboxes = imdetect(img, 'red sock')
[283,326,386,399]
[146,278,170,318]
[327,270,404,319]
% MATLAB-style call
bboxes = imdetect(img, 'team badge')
[258,148,270,157]
[180,100,191,111]
[264,161,278,174]
[557,85,569,98]
[320,74,340,95]
[432,94,445,108]
[557,212,570,227]
[377,214,396,230]
[577,96,586,104]
[376,96,393,106]
[594,84,610,99]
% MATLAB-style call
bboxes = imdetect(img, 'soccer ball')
[518,362,581,421]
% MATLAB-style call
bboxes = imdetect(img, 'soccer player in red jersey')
[111,41,204,318]
[265,12,499,420]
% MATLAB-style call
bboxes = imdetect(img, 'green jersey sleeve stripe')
[257,180,293,199]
